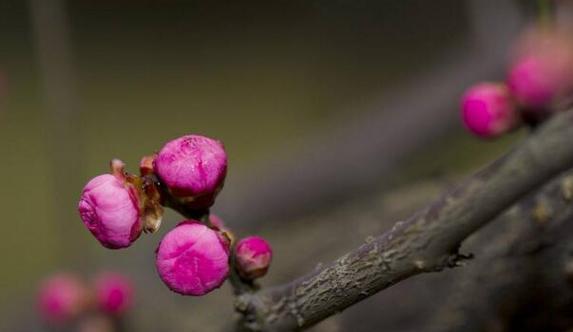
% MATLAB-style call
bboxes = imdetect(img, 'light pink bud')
[78,173,142,249]
[235,236,273,280]
[94,273,133,315]
[37,274,87,324]
[508,27,573,108]
[154,135,227,209]
[155,221,230,295]
[461,82,518,138]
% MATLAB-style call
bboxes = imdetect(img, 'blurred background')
[0,0,550,331]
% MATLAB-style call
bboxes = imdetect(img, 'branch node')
[447,252,475,268]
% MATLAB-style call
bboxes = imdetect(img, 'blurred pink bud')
[235,236,273,280]
[155,221,230,295]
[94,273,133,315]
[38,274,87,324]
[461,82,518,138]
[508,27,573,108]
[78,172,142,249]
[154,135,227,209]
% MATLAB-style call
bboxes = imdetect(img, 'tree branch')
[428,170,573,332]
[234,109,573,331]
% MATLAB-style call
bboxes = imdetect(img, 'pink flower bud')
[38,274,87,324]
[154,135,227,209]
[94,273,133,315]
[78,171,142,249]
[235,236,272,280]
[508,27,573,108]
[155,221,230,295]
[508,53,573,108]
[460,82,518,138]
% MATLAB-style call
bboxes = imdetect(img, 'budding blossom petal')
[154,135,227,209]
[508,53,573,108]
[78,173,142,249]
[461,82,518,138]
[155,221,230,296]
[37,274,87,324]
[235,236,273,280]
[94,273,134,315]
[508,27,573,108]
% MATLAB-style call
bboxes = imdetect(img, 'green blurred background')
[0,0,530,330]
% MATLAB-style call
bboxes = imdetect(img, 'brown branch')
[428,170,573,332]
[233,110,573,332]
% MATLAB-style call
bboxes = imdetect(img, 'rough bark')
[232,110,573,331]
[428,171,573,332]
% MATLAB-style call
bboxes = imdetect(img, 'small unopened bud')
[155,221,230,295]
[94,272,133,315]
[154,135,227,210]
[78,160,142,249]
[235,236,273,280]
[37,274,87,324]
[461,82,518,138]
[508,27,573,109]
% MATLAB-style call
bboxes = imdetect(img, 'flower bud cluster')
[461,25,573,138]
[78,134,272,296]
[38,272,133,326]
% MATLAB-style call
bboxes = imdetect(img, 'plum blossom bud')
[154,135,227,210]
[155,221,230,295]
[38,274,87,324]
[508,27,573,109]
[78,160,142,249]
[94,273,133,315]
[235,236,273,280]
[461,82,518,138]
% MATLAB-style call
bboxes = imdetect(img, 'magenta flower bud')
[508,53,573,108]
[154,135,227,209]
[155,221,230,295]
[460,82,518,138]
[78,163,142,249]
[235,236,273,280]
[94,273,133,315]
[37,274,87,324]
[508,27,573,108]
